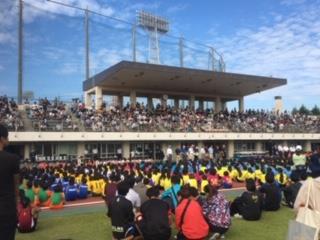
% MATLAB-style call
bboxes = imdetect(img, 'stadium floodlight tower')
[137,10,169,64]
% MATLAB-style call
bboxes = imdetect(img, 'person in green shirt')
[25,181,36,206]
[49,184,65,210]
[292,145,306,178]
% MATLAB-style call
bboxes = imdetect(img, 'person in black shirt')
[137,186,171,240]
[107,181,136,240]
[230,179,263,220]
[259,172,281,211]
[0,124,20,240]
[282,172,302,208]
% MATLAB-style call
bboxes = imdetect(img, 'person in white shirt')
[125,177,141,210]
[166,145,173,164]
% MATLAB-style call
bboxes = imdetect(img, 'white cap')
[296,145,302,151]
[290,146,296,152]
[283,146,289,152]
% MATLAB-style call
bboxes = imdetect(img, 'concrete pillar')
[117,95,123,108]
[174,98,179,109]
[24,144,30,160]
[222,101,227,111]
[123,142,130,159]
[161,94,168,108]
[147,97,153,110]
[274,96,283,115]
[304,140,312,152]
[227,140,234,159]
[256,141,263,152]
[198,100,204,110]
[189,95,195,110]
[215,96,222,113]
[95,87,103,110]
[77,142,85,157]
[130,90,136,108]
[239,96,244,112]
[84,91,92,108]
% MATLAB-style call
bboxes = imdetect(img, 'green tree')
[299,105,310,115]
[311,105,320,115]
[291,107,298,115]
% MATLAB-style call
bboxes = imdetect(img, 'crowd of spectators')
[0,96,24,131]
[71,100,320,133]
[27,98,79,131]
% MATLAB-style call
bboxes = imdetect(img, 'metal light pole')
[18,0,24,104]
[85,7,90,80]
[132,24,136,62]
[179,36,184,67]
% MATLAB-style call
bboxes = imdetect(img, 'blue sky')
[0,0,320,110]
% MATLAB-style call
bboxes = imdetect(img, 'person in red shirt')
[175,186,209,240]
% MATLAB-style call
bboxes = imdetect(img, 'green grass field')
[16,190,295,240]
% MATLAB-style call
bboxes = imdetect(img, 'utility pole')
[179,36,184,67]
[132,24,136,62]
[85,8,90,80]
[18,0,24,104]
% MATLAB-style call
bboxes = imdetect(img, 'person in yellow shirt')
[182,169,190,185]
[229,166,238,181]
[200,175,209,195]
[188,174,198,189]
[275,168,288,187]
[236,167,246,182]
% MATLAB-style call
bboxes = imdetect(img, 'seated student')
[282,172,302,208]
[175,186,209,240]
[188,174,198,189]
[78,178,89,199]
[275,168,288,187]
[137,186,171,240]
[182,168,190,185]
[222,171,232,189]
[17,190,40,233]
[38,182,51,207]
[207,168,219,187]
[259,172,281,211]
[235,167,246,182]
[201,184,231,240]
[25,181,36,207]
[65,177,78,201]
[49,184,65,210]
[230,179,263,220]
[161,175,181,211]
[107,181,137,240]
[200,175,209,195]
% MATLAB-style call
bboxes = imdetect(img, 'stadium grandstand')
[1,1,320,240]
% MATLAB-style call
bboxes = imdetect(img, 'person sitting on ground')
[78,177,89,199]
[49,183,65,210]
[230,179,263,220]
[107,181,137,240]
[65,177,78,201]
[133,176,148,205]
[25,181,36,207]
[259,172,281,211]
[282,172,302,208]
[161,175,181,212]
[222,171,233,189]
[125,176,141,211]
[38,182,51,207]
[17,189,40,233]
[137,186,171,240]
[202,184,231,240]
[175,186,209,240]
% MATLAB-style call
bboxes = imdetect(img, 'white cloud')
[210,1,320,109]
[166,4,188,14]
[280,0,306,6]
[0,65,4,71]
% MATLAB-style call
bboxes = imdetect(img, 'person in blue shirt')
[161,175,181,211]
[78,178,88,199]
[65,177,77,201]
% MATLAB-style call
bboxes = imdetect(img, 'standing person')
[310,145,320,178]
[133,176,148,205]
[125,176,141,211]
[292,145,306,178]
[167,145,173,165]
[137,187,171,240]
[117,147,123,161]
[0,124,20,240]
